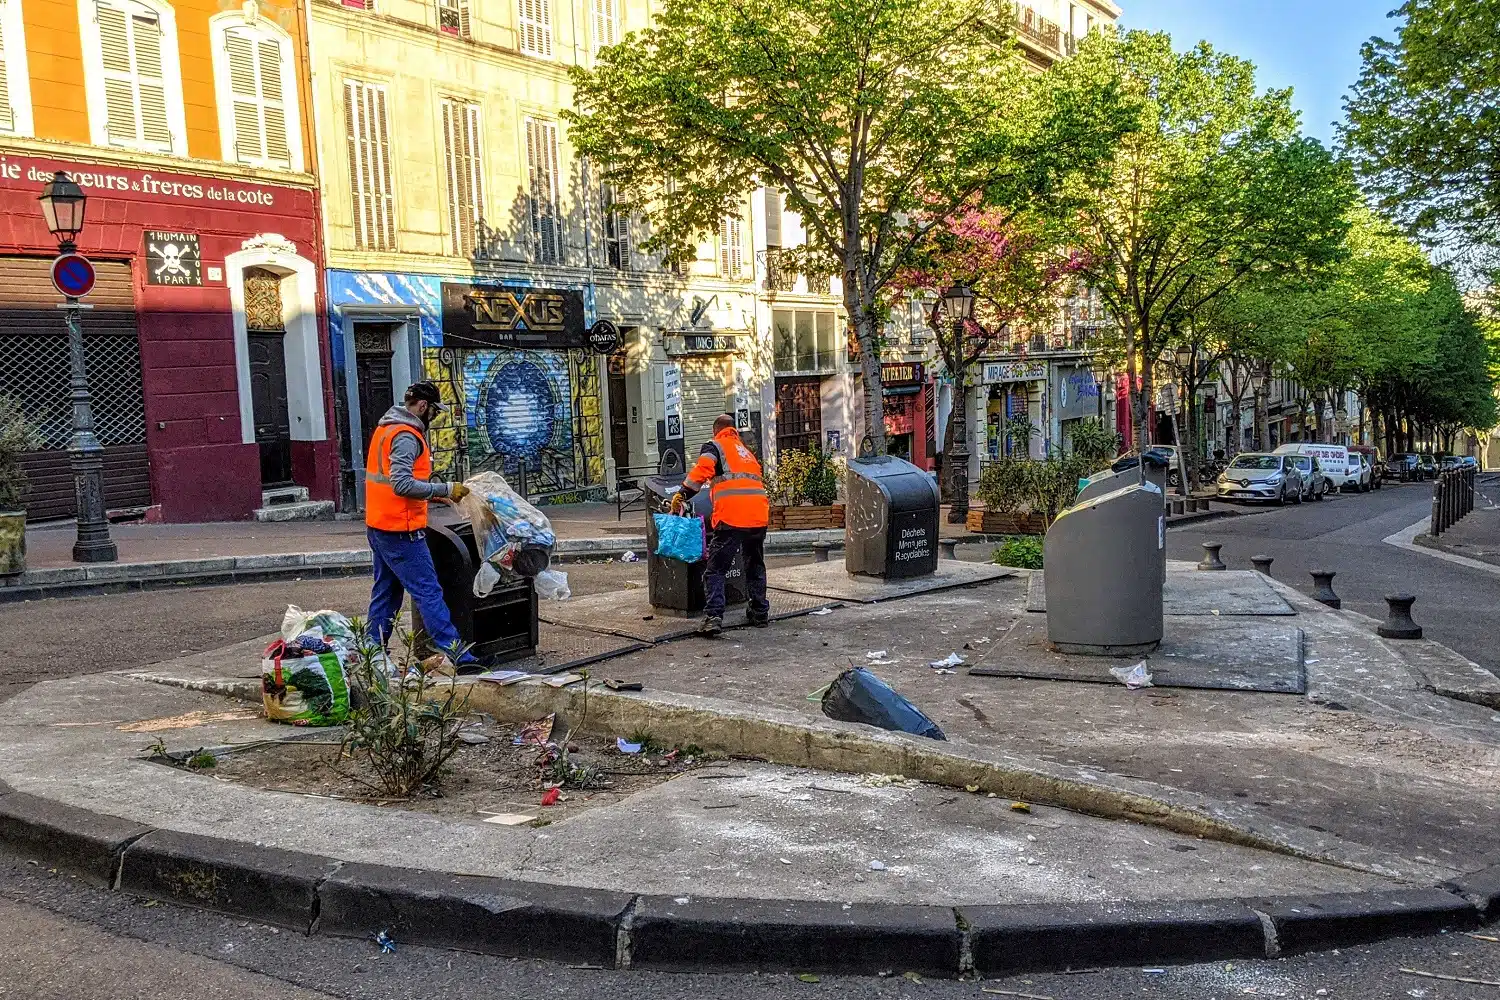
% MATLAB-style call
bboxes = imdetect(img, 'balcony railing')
[761,248,800,293]
[1014,4,1064,55]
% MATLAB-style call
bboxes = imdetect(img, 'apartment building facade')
[0,0,332,522]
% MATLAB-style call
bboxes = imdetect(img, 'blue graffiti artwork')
[483,361,557,456]
[464,350,575,484]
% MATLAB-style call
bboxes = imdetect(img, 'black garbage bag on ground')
[820,667,946,740]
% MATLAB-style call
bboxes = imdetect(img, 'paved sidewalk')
[1416,483,1500,568]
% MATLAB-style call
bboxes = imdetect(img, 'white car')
[1274,443,1359,491]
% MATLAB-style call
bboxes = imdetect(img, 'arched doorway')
[245,266,292,485]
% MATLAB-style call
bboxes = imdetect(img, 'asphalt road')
[1168,479,1500,672]
[5,849,1500,1000]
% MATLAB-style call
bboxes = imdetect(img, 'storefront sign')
[663,364,683,440]
[982,360,1047,384]
[587,319,621,354]
[1055,366,1100,421]
[880,362,924,387]
[678,333,742,353]
[0,153,287,208]
[441,282,586,349]
[144,231,201,286]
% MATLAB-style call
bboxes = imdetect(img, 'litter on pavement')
[514,714,555,745]
[821,667,946,740]
[928,652,965,670]
[481,813,536,826]
[1109,662,1154,689]
[476,670,529,686]
[616,737,643,754]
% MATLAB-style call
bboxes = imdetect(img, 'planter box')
[966,509,1048,535]
[769,503,845,531]
[0,510,22,575]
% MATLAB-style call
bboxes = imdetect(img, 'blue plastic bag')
[653,513,705,563]
[820,667,946,740]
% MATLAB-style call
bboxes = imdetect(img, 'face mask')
[417,404,433,430]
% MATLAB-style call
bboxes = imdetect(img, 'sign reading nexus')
[441,283,586,348]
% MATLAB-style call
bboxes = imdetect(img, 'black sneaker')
[748,613,770,628]
[700,616,724,637]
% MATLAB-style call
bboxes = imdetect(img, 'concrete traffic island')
[4,559,1500,976]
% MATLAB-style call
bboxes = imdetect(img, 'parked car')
[1438,455,1464,472]
[1385,453,1421,482]
[1217,453,1304,505]
[1274,443,1359,492]
[1418,453,1438,479]
[1350,445,1382,490]
[1356,453,1379,490]
[1284,455,1330,500]
[1459,456,1479,469]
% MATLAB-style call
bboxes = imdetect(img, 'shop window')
[82,0,187,155]
[602,185,631,270]
[437,0,470,37]
[518,0,552,56]
[0,0,34,136]
[343,79,397,251]
[593,0,616,50]
[442,99,484,256]
[773,308,841,374]
[211,16,300,171]
[525,117,563,264]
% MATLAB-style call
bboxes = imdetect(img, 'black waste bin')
[643,474,745,615]
[413,522,538,664]
[845,456,940,579]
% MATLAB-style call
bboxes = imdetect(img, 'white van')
[1273,442,1358,490]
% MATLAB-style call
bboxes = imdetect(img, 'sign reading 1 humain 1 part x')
[145,231,202,286]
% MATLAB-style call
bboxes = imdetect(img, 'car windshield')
[1292,457,1311,470]
[1231,455,1279,470]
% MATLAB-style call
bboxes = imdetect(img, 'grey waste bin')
[845,456,940,579]
[413,522,539,666]
[642,474,745,614]
[1043,481,1164,655]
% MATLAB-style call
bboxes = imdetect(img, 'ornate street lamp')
[937,284,976,524]
[1089,357,1110,422]
[40,171,116,563]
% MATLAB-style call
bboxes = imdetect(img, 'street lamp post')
[40,171,116,563]
[1089,357,1109,424]
[938,282,976,524]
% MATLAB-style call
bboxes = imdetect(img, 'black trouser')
[703,526,769,619]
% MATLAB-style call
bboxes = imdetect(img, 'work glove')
[448,482,471,503]
[669,491,687,515]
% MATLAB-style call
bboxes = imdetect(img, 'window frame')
[0,0,35,137]
[441,97,484,257]
[592,0,617,52]
[524,116,563,265]
[437,0,470,38]
[601,184,631,271]
[78,0,188,155]
[344,77,398,253]
[208,12,304,172]
[518,0,553,57]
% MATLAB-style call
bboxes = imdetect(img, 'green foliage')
[1341,0,1500,259]
[767,446,839,506]
[186,751,217,771]
[0,398,41,511]
[993,536,1044,569]
[566,0,1136,450]
[976,459,1035,514]
[802,447,839,506]
[1030,454,1095,519]
[1066,418,1119,468]
[340,621,471,798]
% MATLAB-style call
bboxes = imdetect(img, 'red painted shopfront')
[0,151,332,522]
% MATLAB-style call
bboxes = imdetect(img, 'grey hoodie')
[377,405,451,500]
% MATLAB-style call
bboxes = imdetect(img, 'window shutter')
[719,216,742,277]
[441,100,483,256]
[603,186,630,270]
[462,103,483,248]
[719,216,730,277]
[764,189,782,248]
[344,79,396,251]
[441,101,458,252]
[372,85,395,248]
[526,118,561,264]
[131,14,170,146]
[225,32,261,160]
[98,4,137,143]
[519,0,551,55]
[458,0,471,37]
[0,4,14,132]
[258,39,289,164]
[593,0,615,49]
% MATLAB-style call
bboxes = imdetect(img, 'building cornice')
[0,137,318,188]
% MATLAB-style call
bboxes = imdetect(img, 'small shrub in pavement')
[993,536,1043,569]
[339,621,470,798]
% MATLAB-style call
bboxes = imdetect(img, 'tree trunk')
[1313,399,1326,443]
[1137,351,1156,449]
[946,365,971,523]
[1253,377,1269,452]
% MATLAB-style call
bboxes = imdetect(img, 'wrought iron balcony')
[760,248,801,293]
[1014,4,1063,54]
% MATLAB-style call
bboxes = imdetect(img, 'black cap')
[405,380,448,413]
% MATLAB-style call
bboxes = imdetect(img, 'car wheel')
[1293,485,1304,504]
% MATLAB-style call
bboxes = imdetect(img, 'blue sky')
[1117,1,1403,145]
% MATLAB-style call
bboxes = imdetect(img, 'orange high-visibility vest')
[685,428,769,529]
[365,424,432,532]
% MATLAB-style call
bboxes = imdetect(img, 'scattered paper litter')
[867,860,887,871]
[543,673,584,688]
[477,670,529,686]
[928,652,966,669]
[616,737,643,754]
[482,813,536,826]
[513,714,554,745]
[809,608,835,616]
[1109,662,1154,689]
[865,650,890,660]
[620,551,639,562]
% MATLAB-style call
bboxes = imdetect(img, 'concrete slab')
[971,616,1306,695]
[1027,569,1295,616]
[769,559,1015,604]
[501,622,648,676]
[538,586,834,643]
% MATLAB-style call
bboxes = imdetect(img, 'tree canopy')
[565,0,1135,451]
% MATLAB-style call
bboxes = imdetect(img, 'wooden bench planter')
[966,508,1048,535]
[769,503,845,531]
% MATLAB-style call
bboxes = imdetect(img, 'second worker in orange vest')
[672,414,771,636]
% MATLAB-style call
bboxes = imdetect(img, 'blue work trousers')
[703,526,770,620]
[366,527,468,659]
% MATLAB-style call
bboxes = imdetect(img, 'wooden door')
[775,377,823,456]
[248,332,292,485]
[607,357,629,470]
[356,352,394,454]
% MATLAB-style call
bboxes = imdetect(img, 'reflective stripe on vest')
[699,432,769,528]
[365,423,432,532]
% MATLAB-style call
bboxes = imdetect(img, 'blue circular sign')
[51,253,95,297]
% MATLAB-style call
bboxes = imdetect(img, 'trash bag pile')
[261,605,358,726]
[456,471,569,600]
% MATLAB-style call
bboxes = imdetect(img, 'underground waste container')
[844,455,940,579]
[413,521,538,664]
[1077,451,1169,506]
[1043,480,1164,655]
[643,474,745,615]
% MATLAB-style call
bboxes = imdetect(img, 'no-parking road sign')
[51,253,96,298]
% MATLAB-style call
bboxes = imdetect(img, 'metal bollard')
[811,541,832,563]
[1310,570,1341,609]
[1197,541,1227,571]
[1377,594,1423,640]
[939,538,958,561]
[1251,554,1274,576]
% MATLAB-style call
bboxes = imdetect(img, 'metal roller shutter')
[678,356,731,451]
[0,256,151,520]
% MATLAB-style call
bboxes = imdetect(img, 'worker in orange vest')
[672,414,770,636]
[364,381,475,665]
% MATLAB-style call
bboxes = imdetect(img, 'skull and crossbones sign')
[150,241,197,279]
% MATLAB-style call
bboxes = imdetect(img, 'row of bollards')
[1197,540,1423,640]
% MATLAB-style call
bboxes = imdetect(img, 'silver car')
[1217,453,1305,505]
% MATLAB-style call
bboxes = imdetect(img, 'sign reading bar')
[441,282,586,349]
[145,231,201,286]
[588,319,621,354]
